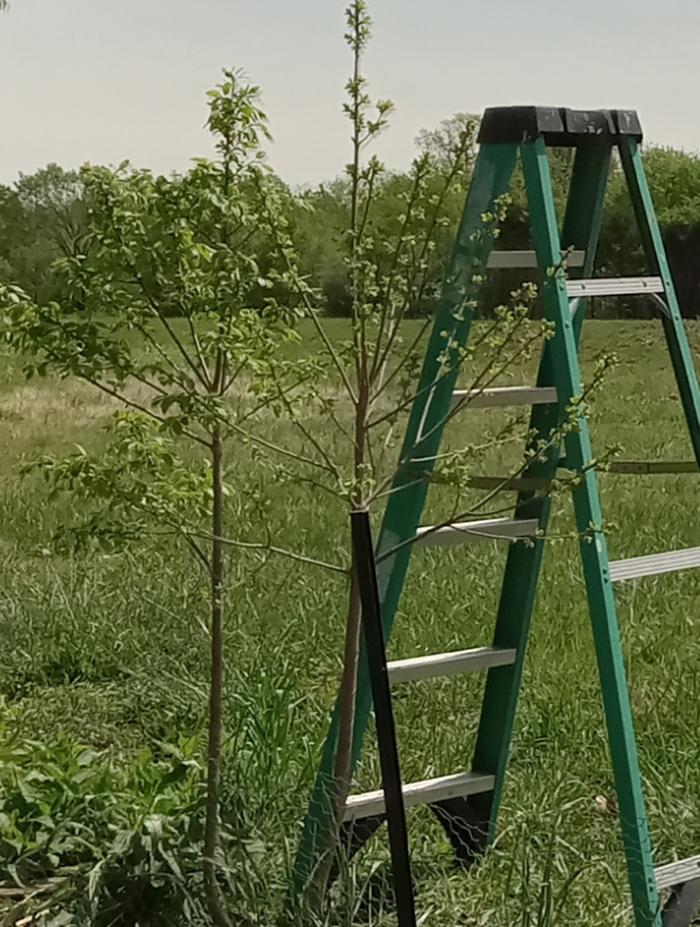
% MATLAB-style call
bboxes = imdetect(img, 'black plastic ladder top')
[478,106,643,146]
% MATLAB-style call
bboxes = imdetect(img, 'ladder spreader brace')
[294,107,700,927]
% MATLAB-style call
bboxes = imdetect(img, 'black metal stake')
[350,510,417,927]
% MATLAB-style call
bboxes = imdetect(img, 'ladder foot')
[661,878,700,927]
[333,815,386,883]
[429,795,490,866]
[336,793,493,874]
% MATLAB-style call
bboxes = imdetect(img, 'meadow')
[1,319,699,925]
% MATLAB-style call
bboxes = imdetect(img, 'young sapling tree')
[0,71,340,927]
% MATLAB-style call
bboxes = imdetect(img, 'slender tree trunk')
[204,428,233,927]
[333,568,362,799]
[333,382,369,802]
[312,385,369,901]
[309,569,362,903]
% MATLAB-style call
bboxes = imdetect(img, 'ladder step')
[655,855,700,891]
[609,547,700,582]
[487,249,585,269]
[343,771,495,822]
[415,517,539,548]
[566,276,664,299]
[467,475,553,492]
[388,646,517,684]
[451,385,557,410]
[608,460,699,475]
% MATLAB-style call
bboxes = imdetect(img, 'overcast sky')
[1,0,698,187]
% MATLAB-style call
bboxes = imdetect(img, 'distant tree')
[0,185,23,283]
[600,146,700,317]
[415,111,477,167]
[15,165,86,259]
[0,165,85,304]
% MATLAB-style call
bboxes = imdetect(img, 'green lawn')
[1,320,699,925]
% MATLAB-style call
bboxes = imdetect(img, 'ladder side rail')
[522,137,661,927]
[465,142,611,854]
[293,143,519,890]
[618,138,700,466]
[620,136,700,927]
[562,142,613,340]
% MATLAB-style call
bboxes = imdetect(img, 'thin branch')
[190,529,349,575]
[411,320,541,448]
[369,314,432,402]
[130,263,211,391]
[352,160,381,390]
[254,174,357,404]
[228,420,334,473]
[83,376,211,448]
[369,161,427,380]
[324,403,357,447]
[269,367,344,479]
[235,372,317,426]
[182,533,213,575]
[370,369,605,533]
[185,311,212,386]
[131,319,196,387]
[371,146,470,384]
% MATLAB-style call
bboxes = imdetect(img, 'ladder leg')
[457,142,611,859]
[523,137,661,927]
[561,141,612,340]
[618,138,700,465]
[293,143,519,892]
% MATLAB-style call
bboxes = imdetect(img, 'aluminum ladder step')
[566,276,664,299]
[487,249,585,269]
[655,855,700,890]
[451,385,557,410]
[609,546,700,582]
[415,517,538,548]
[387,646,516,684]
[343,771,495,822]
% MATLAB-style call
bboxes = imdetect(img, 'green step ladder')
[295,107,700,926]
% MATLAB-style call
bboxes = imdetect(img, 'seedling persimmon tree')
[0,72,348,927]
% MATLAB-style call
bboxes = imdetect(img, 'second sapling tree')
[253,1,586,900]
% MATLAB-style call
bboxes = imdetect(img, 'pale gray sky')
[1,0,698,187]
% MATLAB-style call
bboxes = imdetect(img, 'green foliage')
[26,414,212,550]
[0,165,85,305]
[599,147,700,317]
[0,718,211,924]
[1,2,700,922]
[3,138,700,323]
[294,113,478,319]
[618,146,700,228]
[0,69,306,554]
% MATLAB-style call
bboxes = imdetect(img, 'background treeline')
[2,114,699,318]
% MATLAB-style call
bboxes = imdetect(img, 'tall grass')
[1,321,699,923]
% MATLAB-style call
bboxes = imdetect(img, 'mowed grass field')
[1,319,699,925]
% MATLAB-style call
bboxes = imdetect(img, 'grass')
[1,320,700,925]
